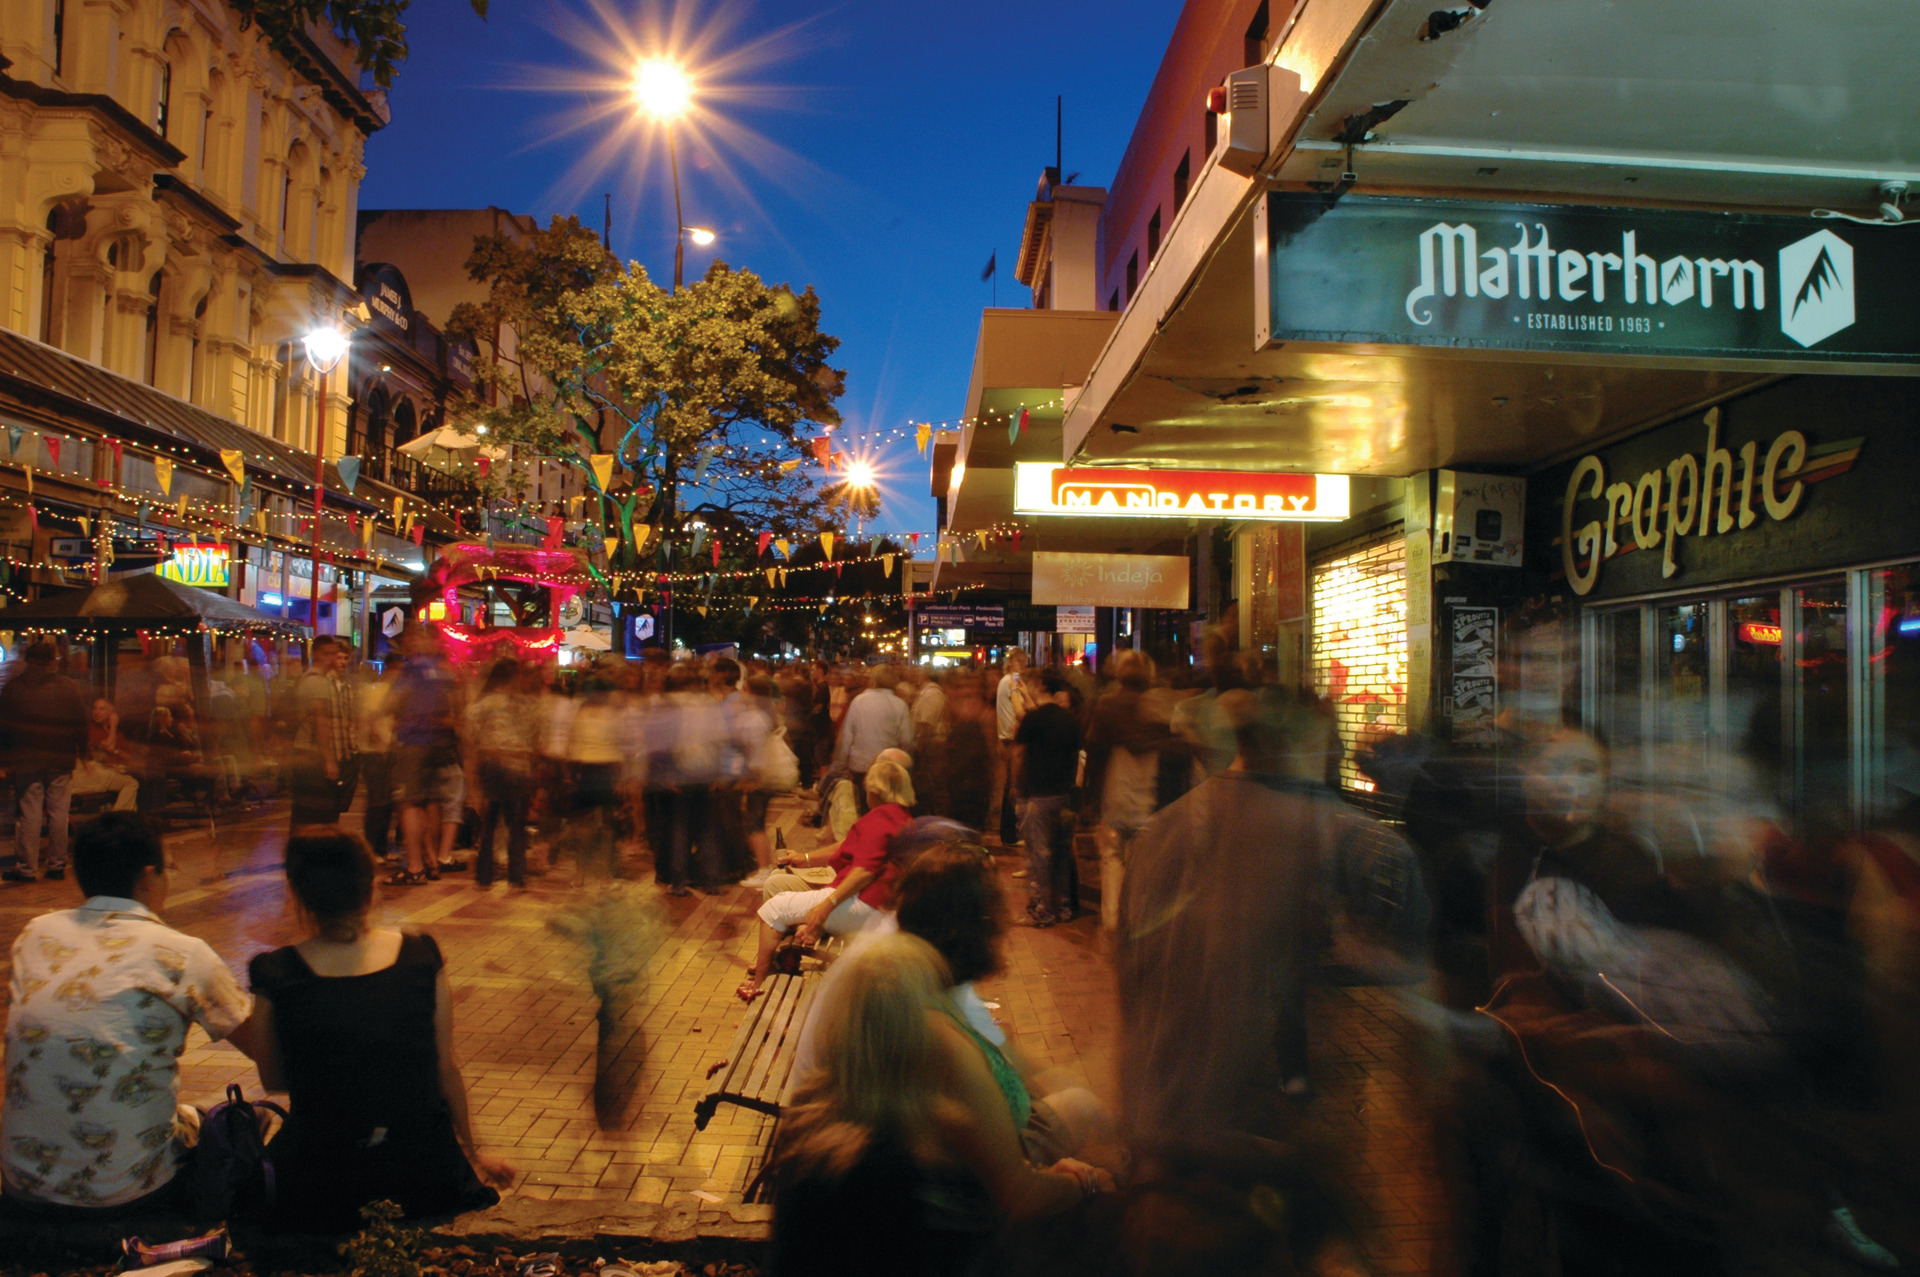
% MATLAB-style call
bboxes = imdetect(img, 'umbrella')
[397,426,507,461]
[0,570,308,633]
[561,624,612,651]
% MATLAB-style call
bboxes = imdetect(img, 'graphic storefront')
[1531,375,1920,830]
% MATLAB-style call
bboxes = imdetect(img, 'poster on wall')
[1450,606,1499,747]
[1032,551,1190,609]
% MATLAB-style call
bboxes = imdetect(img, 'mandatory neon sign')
[1014,463,1349,521]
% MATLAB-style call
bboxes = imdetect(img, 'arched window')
[392,398,418,448]
[356,386,390,459]
[155,59,172,135]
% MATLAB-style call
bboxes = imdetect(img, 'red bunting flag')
[348,514,360,535]
[811,436,830,465]
[109,439,123,470]
[544,516,564,549]
[1011,530,1022,552]
[712,539,721,567]
[25,504,37,529]
[45,437,60,468]
[910,532,921,547]
[410,523,424,546]
[477,456,492,479]
[757,530,773,557]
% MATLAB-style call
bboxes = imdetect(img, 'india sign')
[1014,463,1350,521]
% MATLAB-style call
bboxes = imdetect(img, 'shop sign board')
[1530,377,1920,601]
[1056,605,1096,633]
[1015,462,1349,520]
[158,542,230,588]
[360,263,413,334]
[1032,552,1190,610]
[916,603,1006,630]
[1260,193,1920,364]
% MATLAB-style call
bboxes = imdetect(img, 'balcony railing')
[358,447,478,504]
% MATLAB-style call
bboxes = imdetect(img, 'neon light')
[1738,621,1784,645]
[1897,617,1920,637]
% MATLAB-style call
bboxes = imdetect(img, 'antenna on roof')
[603,194,612,251]
[1055,96,1063,184]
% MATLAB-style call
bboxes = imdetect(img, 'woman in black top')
[248,827,513,1232]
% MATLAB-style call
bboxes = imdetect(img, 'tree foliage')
[446,215,848,549]
[232,0,489,89]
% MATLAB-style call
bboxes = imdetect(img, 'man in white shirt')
[2,813,265,1213]
[831,665,914,815]
[994,650,1034,845]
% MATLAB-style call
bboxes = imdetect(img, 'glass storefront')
[1584,563,1920,832]
[1311,530,1407,796]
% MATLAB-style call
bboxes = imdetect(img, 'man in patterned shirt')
[2,813,266,1213]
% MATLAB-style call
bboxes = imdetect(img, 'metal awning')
[1060,0,1920,475]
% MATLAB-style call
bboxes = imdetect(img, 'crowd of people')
[3,625,1918,1276]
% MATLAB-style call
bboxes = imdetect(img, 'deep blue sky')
[359,0,1174,546]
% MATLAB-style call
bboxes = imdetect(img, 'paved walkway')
[0,796,1448,1272]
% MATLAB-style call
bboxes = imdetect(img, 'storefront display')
[1311,530,1408,794]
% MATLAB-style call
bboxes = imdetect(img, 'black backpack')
[193,1084,287,1222]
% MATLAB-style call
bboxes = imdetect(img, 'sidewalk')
[0,796,1449,1272]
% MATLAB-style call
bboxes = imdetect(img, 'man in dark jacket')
[1,641,90,881]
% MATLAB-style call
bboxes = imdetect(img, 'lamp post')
[302,324,350,644]
[632,58,700,289]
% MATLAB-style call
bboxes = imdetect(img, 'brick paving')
[0,796,1450,1270]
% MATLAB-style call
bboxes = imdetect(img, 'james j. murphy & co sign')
[1258,194,1920,363]
[1558,407,1861,595]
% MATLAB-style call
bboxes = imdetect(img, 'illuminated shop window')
[1311,533,1408,793]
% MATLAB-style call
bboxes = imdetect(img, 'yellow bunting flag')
[764,569,776,586]
[154,456,174,495]
[778,458,803,472]
[568,494,584,518]
[360,517,374,548]
[392,496,404,524]
[882,554,895,576]
[220,449,245,485]
[175,495,188,519]
[695,606,709,618]
[589,454,615,491]
[820,531,835,560]
[402,513,415,536]
[633,524,650,547]
[915,423,931,455]
[779,568,789,587]
[604,536,619,559]
[78,516,91,536]
[747,596,759,610]
[775,538,790,560]
[256,510,268,532]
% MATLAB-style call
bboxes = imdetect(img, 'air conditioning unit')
[1211,64,1307,176]
[1434,471,1526,567]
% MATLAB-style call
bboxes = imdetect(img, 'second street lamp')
[301,324,350,641]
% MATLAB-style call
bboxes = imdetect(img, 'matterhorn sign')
[1258,194,1920,365]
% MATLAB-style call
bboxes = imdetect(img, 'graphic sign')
[1015,463,1349,521]
[157,543,230,588]
[1259,193,1920,364]
[1032,552,1190,610]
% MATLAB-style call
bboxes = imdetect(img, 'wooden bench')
[694,938,843,1200]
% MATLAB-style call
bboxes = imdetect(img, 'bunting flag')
[348,513,359,535]
[778,568,788,587]
[746,596,760,611]
[77,516,91,536]
[393,495,405,524]
[410,523,425,546]
[757,530,773,557]
[1007,406,1029,447]
[695,606,709,617]
[910,532,921,548]
[868,535,882,558]
[154,456,173,495]
[336,456,361,493]
[811,436,830,465]
[604,536,620,560]
[633,523,650,547]
[26,503,37,529]
[882,554,895,577]
[833,562,843,578]
[916,423,932,455]
[5,426,21,457]
[108,439,123,473]
[255,510,268,532]
[220,449,245,485]
[691,526,708,559]
[820,531,835,560]
[544,516,564,549]
[476,456,492,479]
[361,517,375,549]
[711,539,722,567]
[976,530,988,550]
[175,495,188,519]
[568,494,584,518]
[765,569,776,586]
[693,448,714,485]
[402,513,415,537]
[590,454,615,491]
[1011,530,1022,552]
[775,538,790,560]
[779,458,803,472]
[45,436,61,468]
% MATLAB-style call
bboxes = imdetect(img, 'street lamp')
[631,57,698,288]
[301,323,351,639]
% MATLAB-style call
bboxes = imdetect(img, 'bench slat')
[765,978,821,1101]
[739,976,801,1100]
[742,976,809,1102]
[722,974,796,1093]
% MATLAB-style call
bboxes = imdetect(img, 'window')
[1147,207,1162,260]
[1173,150,1191,212]
[1125,250,1139,302]
[155,60,172,136]
[52,0,66,77]
[1244,0,1270,66]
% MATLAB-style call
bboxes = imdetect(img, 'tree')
[446,215,847,566]
[232,1,491,89]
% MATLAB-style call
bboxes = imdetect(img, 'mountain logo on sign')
[1778,229,1855,348]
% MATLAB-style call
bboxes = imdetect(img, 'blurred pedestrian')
[289,635,358,828]
[1012,668,1082,927]
[467,659,537,888]
[1,641,87,882]
[389,626,464,885]
[71,698,139,812]
[995,651,1035,845]
[834,665,915,815]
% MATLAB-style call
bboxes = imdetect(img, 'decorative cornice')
[154,174,243,234]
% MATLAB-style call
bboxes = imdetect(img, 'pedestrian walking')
[0,641,88,882]
[1011,667,1082,926]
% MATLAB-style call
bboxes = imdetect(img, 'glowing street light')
[631,58,693,121]
[687,226,716,246]
[845,460,876,490]
[300,323,353,633]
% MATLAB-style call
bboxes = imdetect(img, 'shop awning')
[1060,0,1920,476]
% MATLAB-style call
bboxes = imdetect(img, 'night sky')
[358,0,1176,543]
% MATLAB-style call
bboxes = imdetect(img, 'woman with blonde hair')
[772,932,1109,1276]
[740,759,915,1001]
